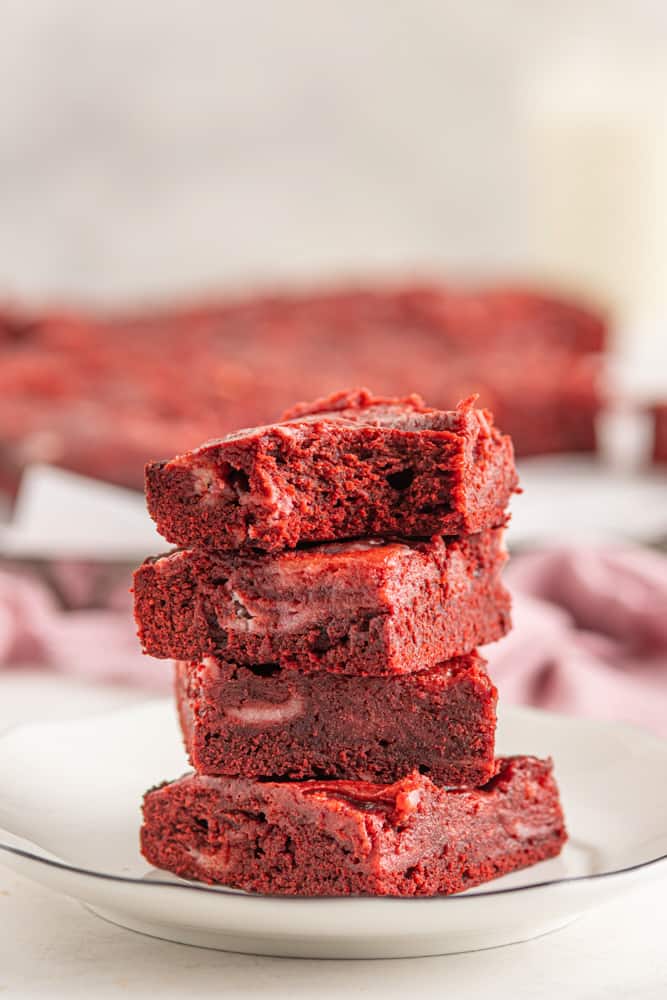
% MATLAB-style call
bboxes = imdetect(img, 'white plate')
[511,456,667,548]
[0,701,665,959]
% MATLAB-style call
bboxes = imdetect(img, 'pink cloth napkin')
[0,568,170,692]
[484,546,667,736]
[1,546,667,733]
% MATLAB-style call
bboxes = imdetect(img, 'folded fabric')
[0,565,169,691]
[484,546,667,736]
[1,545,667,734]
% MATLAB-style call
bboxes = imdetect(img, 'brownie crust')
[140,756,567,896]
[144,390,518,552]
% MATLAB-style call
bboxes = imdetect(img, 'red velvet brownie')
[140,756,567,896]
[134,529,510,674]
[145,390,518,552]
[652,403,667,464]
[175,652,497,785]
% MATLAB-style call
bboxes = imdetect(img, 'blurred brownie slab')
[145,390,518,552]
[141,756,567,896]
[175,651,497,785]
[652,403,667,463]
[0,286,606,496]
[134,528,510,675]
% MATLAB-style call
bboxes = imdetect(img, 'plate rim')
[1,837,666,904]
[1,700,667,902]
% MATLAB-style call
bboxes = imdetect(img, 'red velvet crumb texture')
[144,389,519,552]
[140,755,567,896]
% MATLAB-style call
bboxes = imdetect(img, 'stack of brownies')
[135,389,567,896]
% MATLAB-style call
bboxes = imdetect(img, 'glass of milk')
[523,41,667,398]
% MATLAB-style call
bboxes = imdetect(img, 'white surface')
[0,673,665,991]
[511,457,667,547]
[0,465,163,560]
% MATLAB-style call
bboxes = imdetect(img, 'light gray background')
[1,0,666,307]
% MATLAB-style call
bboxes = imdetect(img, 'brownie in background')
[0,284,607,492]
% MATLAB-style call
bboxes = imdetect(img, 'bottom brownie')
[140,756,567,896]
[175,652,497,785]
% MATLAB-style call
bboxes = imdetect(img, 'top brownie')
[145,389,518,552]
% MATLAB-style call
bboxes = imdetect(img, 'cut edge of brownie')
[173,650,498,785]
[144,389,518,551]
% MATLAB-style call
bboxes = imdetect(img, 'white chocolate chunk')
[225,693,305,725]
